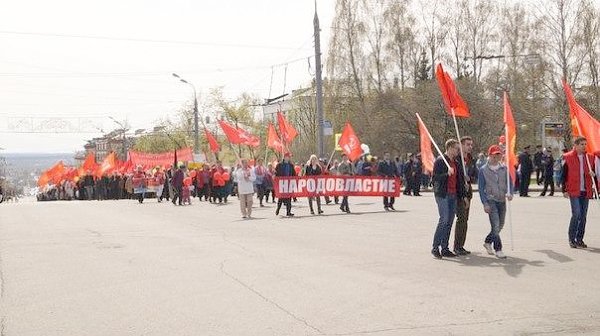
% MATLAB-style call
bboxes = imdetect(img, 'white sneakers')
[495,250,507,259]
[483,243,494,255]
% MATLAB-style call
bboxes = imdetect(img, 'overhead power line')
[0,30,311,51]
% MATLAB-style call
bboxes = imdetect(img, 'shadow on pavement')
[275,210,408,219]
[582,247,600,254]
[534,250,574,263]
[447,252,545,278]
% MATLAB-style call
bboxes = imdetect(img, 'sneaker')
[384,206,389,211]
[453,248,469,256]
[441,250,457,258]
[495,250,507,259]
[483,243,494,255]
[286,213,295,217]
[310,210,315,215]
[576,241,588,248]
[389,206,396,211]
[461,247,471,254]
[431,248,442,259]
[242,216,247,219]
[275,208,280,216]
[318,209,324,214]
[569,241,578,248]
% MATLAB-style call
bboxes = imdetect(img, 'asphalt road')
[1,194,599,335]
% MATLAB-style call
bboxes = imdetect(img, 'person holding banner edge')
[304,155,324,215]
[378,152,399,211]
[275,153,296,217]
[338,154,355,213]
[431,139,467,259]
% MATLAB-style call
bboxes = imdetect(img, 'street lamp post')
[109,117,128,160]
[172,73,200,155]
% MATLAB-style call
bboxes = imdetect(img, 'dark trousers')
[403,177,413,195]
[383,196,395,207]
[172,187,183,205]
[519,171,531,196]
[412,176,421,195]
[341,196,349,211]
[535,168,543,185]
[137,192,144,203]
[276,198,292,214]
[454,197,471,250]
[256,184,266,204]
[541,176,555,195]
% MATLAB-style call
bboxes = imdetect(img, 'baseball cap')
[488,145,503,156]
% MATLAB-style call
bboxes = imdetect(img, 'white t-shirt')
[578,154,585,192]
[235,167,256,195]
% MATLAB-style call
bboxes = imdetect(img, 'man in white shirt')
[235,159,256,219]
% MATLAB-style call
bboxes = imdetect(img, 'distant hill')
[3,153,75,171]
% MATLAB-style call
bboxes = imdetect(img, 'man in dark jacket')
[534,145,544,185]
[378,152,399,211]
[275,153,296,217]
[540,148,555,196]
[172,165,184,206]
[454,136,475,255]
[518,145,534,197]
[431,139,467,259]
[403,153,414,195]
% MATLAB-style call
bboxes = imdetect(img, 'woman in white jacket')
[235,159,256,219]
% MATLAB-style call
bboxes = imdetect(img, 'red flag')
[237,127,261,147]
[38,161,65,187]
[503,92,518,184]
[435,63,470,118]
[82,152,97,172]
[338,122,363,161]
[277,111,298,143]
[119,158,133,174]
[96,152,116,177]
[218,120,243,144]
[267,122,286,153]
[562,80,600,153]
[217,120,260,146]
[204,129,220,153]
[417,117,435,173]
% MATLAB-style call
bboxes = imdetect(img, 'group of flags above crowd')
[37,63,600,189]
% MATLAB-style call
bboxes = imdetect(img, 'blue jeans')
[569,193,589,243]
[433,195,457,252]
[485,200,506,251]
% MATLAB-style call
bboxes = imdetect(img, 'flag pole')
[505,125,514,251]
[451,108,469,181]
[326,148,336,168]
[416,113,451,169]
[574,119,599,200]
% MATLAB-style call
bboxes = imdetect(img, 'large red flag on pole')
[562,79,600,153]
[277,111,298,143]
[338,122,363,161]
[417,117,436,173]
[503,92,518,185]
[96,152,116,177]
[38,161,65,187]
[435,63,470,118]
[218,120,260,147]
[218,120,243,144]
[204,128,220,153]
[267,122,286,153]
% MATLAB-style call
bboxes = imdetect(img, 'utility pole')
[172,73,200,155]
[314,1,325,158]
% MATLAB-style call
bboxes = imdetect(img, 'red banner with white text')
[128,148,194,168]
[274,176,401,198]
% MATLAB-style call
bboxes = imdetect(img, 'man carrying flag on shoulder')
[431,139,467,259]
[454,136,475,256]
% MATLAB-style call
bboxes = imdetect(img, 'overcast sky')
[0,0,334,153]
